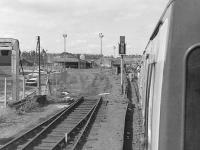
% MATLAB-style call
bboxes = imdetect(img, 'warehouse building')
[54,55,92,69]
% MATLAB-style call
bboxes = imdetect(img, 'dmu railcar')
[139,0,200,149]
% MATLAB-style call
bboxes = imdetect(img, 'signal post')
[119,36,126,94]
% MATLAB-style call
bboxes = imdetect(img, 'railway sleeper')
[73,109,92,112]
[65,118,85,122]
[33,143,57,150]
[77,104,95,107]
[41,137,63,143]
[75,106,93,108]
[66,115,86,118]
[45,135,64,139]
[56,124,76,129]
[63,119,82,123]
[76,105,94,107]
[72,111,91,114]
[50,131,67,135]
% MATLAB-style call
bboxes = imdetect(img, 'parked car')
[26,78,37,86]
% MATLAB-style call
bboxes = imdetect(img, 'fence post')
[4,77,7,108]
[55,73,58,95]
[23,76,25,99]
[121,55,123,94]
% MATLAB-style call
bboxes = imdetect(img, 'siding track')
[0,97,102,150]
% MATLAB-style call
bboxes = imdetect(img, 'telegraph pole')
[37,36,41,95]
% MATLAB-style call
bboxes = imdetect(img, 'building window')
[1,50,10,56]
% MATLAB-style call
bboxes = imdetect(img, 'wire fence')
[48,71,66,97]
[0,77,36,104]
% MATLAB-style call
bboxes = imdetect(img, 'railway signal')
[119,36,126,55]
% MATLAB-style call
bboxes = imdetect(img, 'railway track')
[0,97,102,150]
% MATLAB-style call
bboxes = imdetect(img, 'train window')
[1,50,10,56]
[185,46,200,150]
[0,50,11,66]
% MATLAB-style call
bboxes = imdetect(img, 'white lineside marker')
[98,93,110,96]
[4,77,7,108]
[65,133,68,143]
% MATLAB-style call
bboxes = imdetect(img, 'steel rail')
[53,97,102,150]
[0,97,83,150]
[20,98,97,150]
[71,97,102,150]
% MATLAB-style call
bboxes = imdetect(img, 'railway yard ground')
[0,68,143,149]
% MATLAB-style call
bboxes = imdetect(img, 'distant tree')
[21,50,47,65]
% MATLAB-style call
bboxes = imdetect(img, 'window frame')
[184,43,200,149]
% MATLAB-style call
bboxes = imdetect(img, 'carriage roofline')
[0,38,19,45]
[143,0,175,54]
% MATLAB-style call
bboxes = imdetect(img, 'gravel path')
[131,80,144,150]
[82,70,128,150]
[0,104,63,145]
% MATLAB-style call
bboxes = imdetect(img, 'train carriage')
[139,0,200,149]
[0,38,20,101]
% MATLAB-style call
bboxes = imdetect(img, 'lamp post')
[99,33,104,67]
[63,34,67,53]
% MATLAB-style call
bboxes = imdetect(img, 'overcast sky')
[0,0,168,56]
